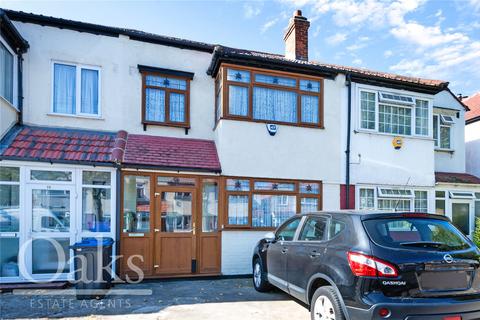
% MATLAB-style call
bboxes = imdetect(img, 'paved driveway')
[0,278,310,320]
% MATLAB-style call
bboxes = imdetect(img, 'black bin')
[70,237,114,299]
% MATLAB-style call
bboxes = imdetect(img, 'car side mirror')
[264,232,276,243]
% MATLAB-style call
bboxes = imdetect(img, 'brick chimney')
[284,10,310,61]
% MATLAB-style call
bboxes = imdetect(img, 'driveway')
[0,278,309,320]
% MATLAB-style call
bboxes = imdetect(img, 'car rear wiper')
[399,241,444,248]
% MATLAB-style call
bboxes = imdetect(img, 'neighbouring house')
[464,92,480,222]
[0,8,479,283]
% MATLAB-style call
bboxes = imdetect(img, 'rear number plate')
[419,271,470,291]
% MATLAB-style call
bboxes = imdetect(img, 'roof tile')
[464,93,480,122]
[123,134,221,172]
[435,172,480,185]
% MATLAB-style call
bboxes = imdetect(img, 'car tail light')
[378,308,391,318]
[443,317,461,320]
[347,252,398,278]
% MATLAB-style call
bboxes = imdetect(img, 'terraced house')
[0,8,479,283]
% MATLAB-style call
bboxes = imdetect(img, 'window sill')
[354,129,433,141]
[0,95,18,112]
[216,117,325,130]
[221,226,276,231]
[142,121,191,129]
[435,148,455,154]
[47,113,104,120]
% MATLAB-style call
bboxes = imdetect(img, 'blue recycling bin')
[70,237,114,299]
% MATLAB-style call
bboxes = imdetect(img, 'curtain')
[81,69,99,115]
[301,95,319,123]
[145,88,165,122]
[252,195,296,228]
[53,64,76,114]
[253,87,297,123]
[169,92,185,122]
[228,85,248,116]
[300,198,318,213]
[228,195,248,225]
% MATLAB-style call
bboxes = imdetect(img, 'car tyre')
[252,258,272,292]
[310,286,345,320]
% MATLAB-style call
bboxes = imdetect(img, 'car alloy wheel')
[313,295,336,320]
[253,262,262,288]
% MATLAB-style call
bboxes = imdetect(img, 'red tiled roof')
[0,126,126,164]
[464,92,480,122]
[435,172,480,185]
[123,134,221,172]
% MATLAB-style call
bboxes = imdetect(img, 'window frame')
[81,170,112,233]
[433,113,454,151]
[358,186,429,212]
[0,38,15,106]
[50,61,102,117]
[224,177,322,230]
[140,71,191,128]
[217,64,324,129]
[357,87,432,138]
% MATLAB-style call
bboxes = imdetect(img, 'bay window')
[52,62,100,116]
[0,41,14,104]
[359,89,430,137]
[359,187,429,212]
[218,65,323,127]
[140,67,192,128]
[225,178,322,229]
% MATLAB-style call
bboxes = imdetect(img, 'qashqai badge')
[444,254,454,264]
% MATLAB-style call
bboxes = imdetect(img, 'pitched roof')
[0,125,126,165]
[3,8,448,93]
[123,134,221,173]
[0,9,29,53]
[207,46,448,93]
[464,92,480,124]
[435,172,480,185]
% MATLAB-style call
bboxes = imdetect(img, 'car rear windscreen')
[363,218,471,252]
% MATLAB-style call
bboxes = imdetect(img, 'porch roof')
[122,134,221,173]
[0,125,126,166]
[435,172,480,185]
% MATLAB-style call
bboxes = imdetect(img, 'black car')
[252,211,480,320]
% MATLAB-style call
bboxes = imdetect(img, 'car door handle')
[310,250,322,258]
[281,248,288,254]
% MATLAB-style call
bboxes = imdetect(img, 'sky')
[1,0,479,96]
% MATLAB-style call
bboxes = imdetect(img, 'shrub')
[474,217,480,249]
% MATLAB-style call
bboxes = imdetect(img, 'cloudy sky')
[1,0,479,95]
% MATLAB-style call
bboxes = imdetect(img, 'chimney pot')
[284,9,310,61]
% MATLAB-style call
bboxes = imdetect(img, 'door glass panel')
[0,185,19,232]
[31,170,72,182]
[82,171,111,185]
[0,238,19,277]
[32,189,70,232]
[202,181,218,232]
[161,192,192,232]
[32,238,70,274]
[299,217,327,241]
[452,203,470,235]
[123,176,150,233]
[82,188,111,232]
[157,176,196,187]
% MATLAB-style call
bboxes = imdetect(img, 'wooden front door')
[120,173,221,279]
[154,188,197,275]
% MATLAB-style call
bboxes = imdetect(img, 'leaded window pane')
[255,74,296,87]
[415,100,429,136]
[378,104,412,135]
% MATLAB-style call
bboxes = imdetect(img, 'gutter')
[345,73,352,209]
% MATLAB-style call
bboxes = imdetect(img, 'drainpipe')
[115,167,121,280]
[17,53,24,125]
[345,73,352,209]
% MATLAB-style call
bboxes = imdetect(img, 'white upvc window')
[359,187,428,212]
[0,41,14,105]
[358,89,430,137]
[51,62,101,117]
[433,114,453,150]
